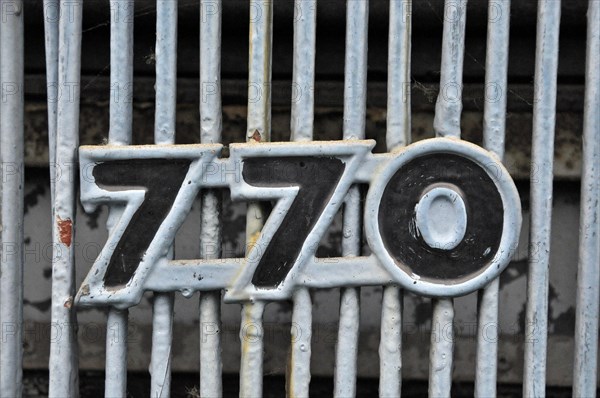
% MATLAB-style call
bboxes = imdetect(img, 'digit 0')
[365,138,522,297]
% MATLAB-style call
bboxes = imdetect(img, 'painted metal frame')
[77,138,521,308]
[0,0,583,397]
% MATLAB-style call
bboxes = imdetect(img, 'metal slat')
[379,1,411,396]
[475,1,510,396]
[334,1,368,396]
[154,0,178,145]
[287,1,317,395]
[0,0,24,395]
[429,299,455,397]
[43,0,58,206]
[433,0,467,139]
[386,0,411,150]
[105,309,129,396]
[105,0,134,395]
[199,0,223,395]
[379,287,403,397]
[290,0,316,143]
[246,0,273,143]
[151,1,178,396]
[289,289,312,398]
[523,1,561,396]
[240,302,266,397]
[241,1,272,396]
[572,1,599,396]
[430,1,467,396]
[48,1,83,396]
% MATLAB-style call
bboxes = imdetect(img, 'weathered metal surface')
[430,1,467,394]
[150,2,179,396]
[524,1,561,396]
[19,96,587,181]
[572,1,600,396]
[48,1,82,396]
[11,0,596,396]
[379,1,412,395]
[287,0,317,395]
[476,1,511,396]
[241,1,273,396]
[198,0,224,395]
[11,170,590,385]
[76,138,521,310]
[428,299,454,398]
[104,0,134,395]
[0,0,25,395]
[43,0,58,206]
[335,1,369,396]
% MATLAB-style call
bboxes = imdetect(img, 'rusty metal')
[17,0,594,397]
[48,1,82,396]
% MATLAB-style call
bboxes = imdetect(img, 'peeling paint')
[56,217,72,247]
[63,297,73,309]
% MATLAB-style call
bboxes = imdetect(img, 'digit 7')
[241,156,346,288]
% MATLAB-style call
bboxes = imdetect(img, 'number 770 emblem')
[77,138,521,309]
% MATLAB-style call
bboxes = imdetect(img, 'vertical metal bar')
[154,0,178,145]
[430,1,467,396]
[572,1,599,396]
[433,0,467,138]
[386,0,411,150]
[151,1,178,396]
[334,1,368,396]
[475,1,510,397]
[379,287,403,398]
[341,0,368,137]
[105,0,134,396]
[481,0,510,159]
[43,0,59,205]
[48,1,82,396]
[288,289,312,398]
[109,0,134,146]
[106,309,129,397]
[379,1,411,396]
[246,0,273,143]
[199,290,222,396]
[0,0,24,395]
[199,0,223,396]
[240,301,266,398]
[241,1,272,397]
[199,0,222,145]
[523,1,561,396]
[428,299,455,398]
[151,293,174,397]
[287,1,316,396]
[289,0,316,143]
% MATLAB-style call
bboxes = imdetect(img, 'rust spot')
[63,296,73,309]
[251,129,262,142]
[57,217,73,247]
